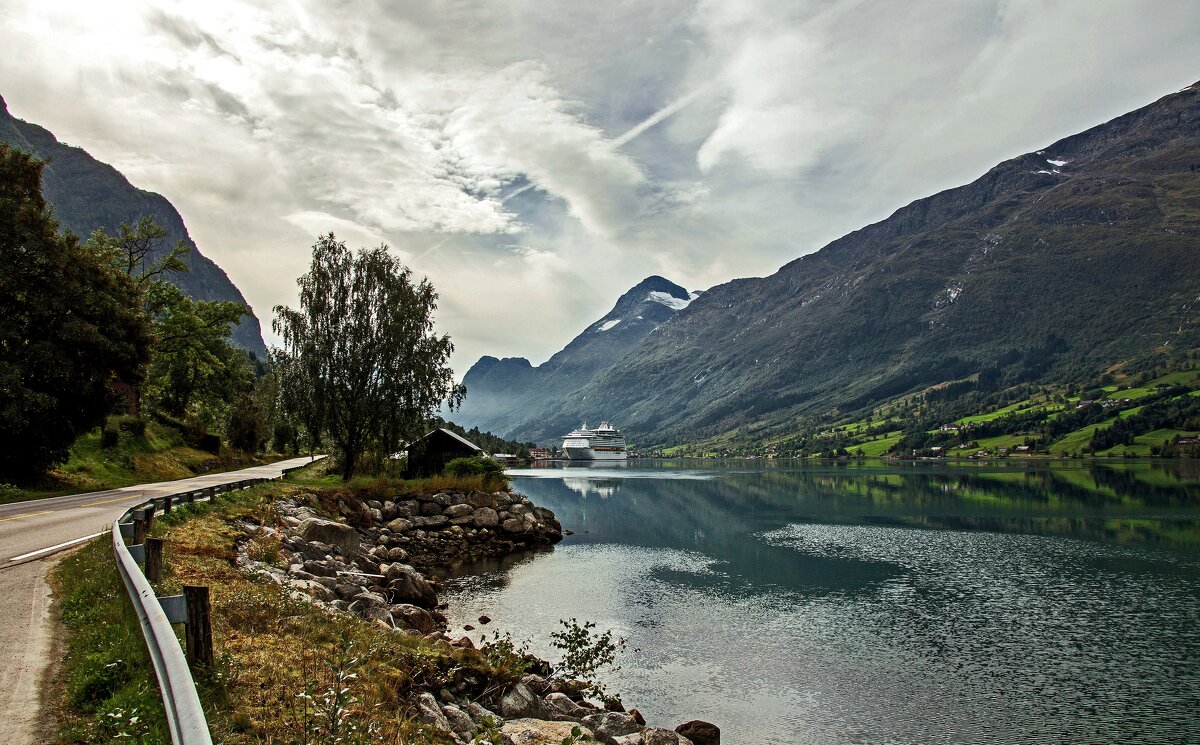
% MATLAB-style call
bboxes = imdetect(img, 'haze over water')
[440,460,1200,744]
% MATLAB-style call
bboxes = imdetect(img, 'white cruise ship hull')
[564,447,627,461]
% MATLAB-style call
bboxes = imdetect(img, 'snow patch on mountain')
[647,290,702,311]
[597,319,621,331]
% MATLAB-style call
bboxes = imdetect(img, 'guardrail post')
[145,537,164,582]
[184,585,214,667]
[143,504,156,534]
[162,496,173,514]
[133,511,147,545]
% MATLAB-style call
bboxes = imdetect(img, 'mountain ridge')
[0,94,268,358]
[463,82,1200,445]
[456,275,698,436]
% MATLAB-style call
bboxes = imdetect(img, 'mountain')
[0,95,268,358]
[474,82,1200,446]
[457,276,699,439]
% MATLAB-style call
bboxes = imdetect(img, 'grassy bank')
[1,420,291,505]
[49,481,533,744]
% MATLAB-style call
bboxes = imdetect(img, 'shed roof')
[408,428,483,453]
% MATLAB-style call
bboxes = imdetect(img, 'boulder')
[441,703,475,740]
[643,728,693,745]
[467,490,494,508]
[298,519,359,557]
[464,701,501,726]
[384,563,437,608]
[416,692,453,737]
[583,712,642,741]
[395,500,419,517]
[543,692,590,722]
[420,501,443,516]
[502,718,595,745]
[473,507,500,528]
[444,503,473,518]
[287,579,334,602]
[501,518,525,533]
[386,517,413,533]
[675,721,719,745]
[499,683,541,719]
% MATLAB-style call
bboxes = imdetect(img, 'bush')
[100,427,119,449]
[0,483,23,501]
[443,456,505,478]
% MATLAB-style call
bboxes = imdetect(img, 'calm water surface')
[439,460,1200,744]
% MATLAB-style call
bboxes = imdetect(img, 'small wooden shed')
[404,428,483,477]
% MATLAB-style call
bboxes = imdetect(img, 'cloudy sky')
[1,1,1198,374]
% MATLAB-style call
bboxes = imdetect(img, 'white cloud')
[1,0,1198,379]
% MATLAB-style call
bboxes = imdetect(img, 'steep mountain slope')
[574,82,1200,444]
[457,276,698,438]
[0,95,268,358]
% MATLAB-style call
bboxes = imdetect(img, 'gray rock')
[368,508,383,523]
[501,518,525,533]
[298,519,359,557]
[302,559,335,577]
[464,701,501,726]
[287,579,334,601]
[416,692,453,736]
[395,500,419,517]
[473,507,500,528]
[391,604,440,634]
[386,517,413,533]
[420,501,443,516]
[443,503,473,518]
[423,514,449,529]
[583,712,642,740]
[384,563,437,608]
[499,682,540,719]
[441,703,475,740]
[299,540,334,561]
[387,546,408,561]
[543,692,590,722]
[510,503,528,516]
[642,728,693,745]
[467,490,494,508]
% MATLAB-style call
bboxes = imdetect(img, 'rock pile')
[234,486,719,745]
[236,486,563,634]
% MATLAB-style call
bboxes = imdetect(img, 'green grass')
[1093,428,1200,457]
[1,421,290,505]
[973,434,1030,451]
[847,432,903,457]
[51,537,172,743]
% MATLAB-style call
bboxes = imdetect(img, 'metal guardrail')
[111,461,320,745]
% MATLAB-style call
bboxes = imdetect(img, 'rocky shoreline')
[234,485,718,745]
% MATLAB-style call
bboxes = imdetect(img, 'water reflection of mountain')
[511,462,1200,597]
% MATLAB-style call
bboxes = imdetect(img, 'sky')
[1,1,1198,375]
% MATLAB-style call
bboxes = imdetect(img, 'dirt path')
[0,559,54,744]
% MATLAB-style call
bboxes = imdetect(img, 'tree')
[142,281,251,421]
[0,145,151,478]
[273,234,464,480]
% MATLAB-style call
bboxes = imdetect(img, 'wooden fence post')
[133,512,147,545]
[184,585,214,667]
[144,537,164,582]
[162,496,172,513]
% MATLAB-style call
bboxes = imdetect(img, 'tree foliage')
[274,234,464,479]
[0,145,151,477]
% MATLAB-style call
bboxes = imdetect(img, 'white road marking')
[7,532,104,562]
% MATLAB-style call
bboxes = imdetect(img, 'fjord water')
[439,461,1200,744]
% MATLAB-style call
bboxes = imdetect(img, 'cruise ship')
[561,422,628,461]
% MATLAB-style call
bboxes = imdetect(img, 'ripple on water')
[441,529,1200,744]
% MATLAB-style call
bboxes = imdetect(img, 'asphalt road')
[0,456,321,743]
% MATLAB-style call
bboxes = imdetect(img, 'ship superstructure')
[561,421,628,461]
